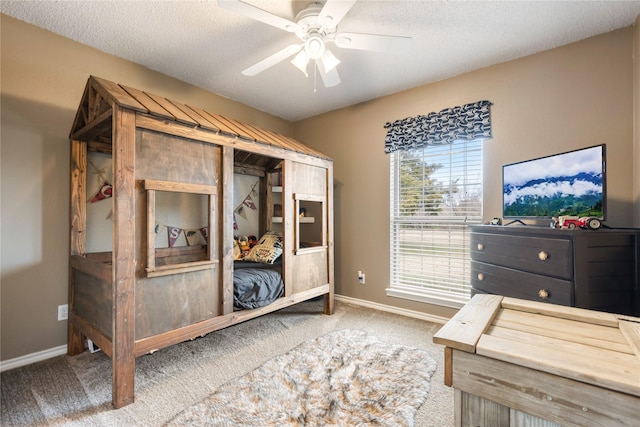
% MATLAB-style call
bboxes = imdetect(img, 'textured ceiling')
[2,1,640,121]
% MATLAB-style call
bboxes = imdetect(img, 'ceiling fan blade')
[218,0,301,33]
[242,44,302,76]
[334,32,412,53]
[318,0,357,28]
[317,60,341,88]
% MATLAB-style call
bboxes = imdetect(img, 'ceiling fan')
[218,0,412,88]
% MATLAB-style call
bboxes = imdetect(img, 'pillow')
[257,231,283,247]
[243,231,283,264]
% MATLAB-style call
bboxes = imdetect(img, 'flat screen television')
[503,144,606,220]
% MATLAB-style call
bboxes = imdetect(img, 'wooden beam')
[120,85,174,120]
[69,311,114,359]
[443,347,453,387]
[68,139,87,356]
[501,297,619,328]
[433,294,503,352]
[135,114,333,168]
[143,179,217,195]
[143,92,197,125]
[87,140,113,154]
[70,255,112,284]
[221,146,234,315]
[90,76,147,112]
[111,107,136,408]
[324,166,334,315]
[282,159,293,298]
[133,285,330,357]
[146,260,217,278]
[71,109,112,142]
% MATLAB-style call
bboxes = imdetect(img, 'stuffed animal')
[233,239,242,260]
[238,236,250,252]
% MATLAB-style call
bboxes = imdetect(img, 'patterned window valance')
[384,100,493,153]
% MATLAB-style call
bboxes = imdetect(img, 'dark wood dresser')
[469,225,640,316]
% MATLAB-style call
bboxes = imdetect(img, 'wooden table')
[433,295,640,427]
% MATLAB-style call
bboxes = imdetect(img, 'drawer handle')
[538,289,550,300]
[477,243,484,251]
[477,273,484,281]
[538,251,549,261]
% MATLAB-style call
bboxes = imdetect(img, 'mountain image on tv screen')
[503,145,604,219]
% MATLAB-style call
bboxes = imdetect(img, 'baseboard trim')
[0,344,67,372]
[2,296,449,371]
[335,294,450,325]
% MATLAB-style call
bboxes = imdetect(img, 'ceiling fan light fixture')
[291,50,309,76]
[305,33,325,59]
[319,49,340,73]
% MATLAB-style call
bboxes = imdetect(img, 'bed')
[67,76,335,408]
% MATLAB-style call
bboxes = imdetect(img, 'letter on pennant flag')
[91,182,113,203]
[167,226,182,248]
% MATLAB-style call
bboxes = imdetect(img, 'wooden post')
[111,107,136,408]
[324,165,334,315]
[444,347,453,387]
[221,145,234,315]
[282,159,293,297]
[68,139,87,355]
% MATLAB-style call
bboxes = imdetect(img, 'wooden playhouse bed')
[67,76,334,407]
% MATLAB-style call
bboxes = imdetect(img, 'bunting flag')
[243,198,256,210]
[185,228,207,246]
[91,181,113,203]
[167,226,182,248]
[236,206,248,220]
[87,158,113,203]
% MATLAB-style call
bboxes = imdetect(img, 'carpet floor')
[1,300,454,426]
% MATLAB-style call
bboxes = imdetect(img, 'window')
[388,140,483,307]
[293,193,326,255]
[145,180,217,277]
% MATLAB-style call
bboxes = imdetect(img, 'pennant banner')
[233,181,259,224]
[159,224,209,247]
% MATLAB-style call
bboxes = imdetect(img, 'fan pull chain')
[313,63,317,93]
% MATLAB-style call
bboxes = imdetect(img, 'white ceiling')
[2,1,640,121]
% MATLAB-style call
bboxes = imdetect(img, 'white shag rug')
[167,329,437,426]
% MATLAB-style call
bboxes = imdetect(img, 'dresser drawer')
[471,232,573,280]
[471,261,573,306]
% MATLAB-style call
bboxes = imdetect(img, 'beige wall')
[0,15,292,361]
[1,13,638,363]
[294,26,638,316]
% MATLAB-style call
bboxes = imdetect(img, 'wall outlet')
[357,270,365,284]
[58,304,68,321]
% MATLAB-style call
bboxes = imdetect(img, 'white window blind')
[388,139,483,308]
